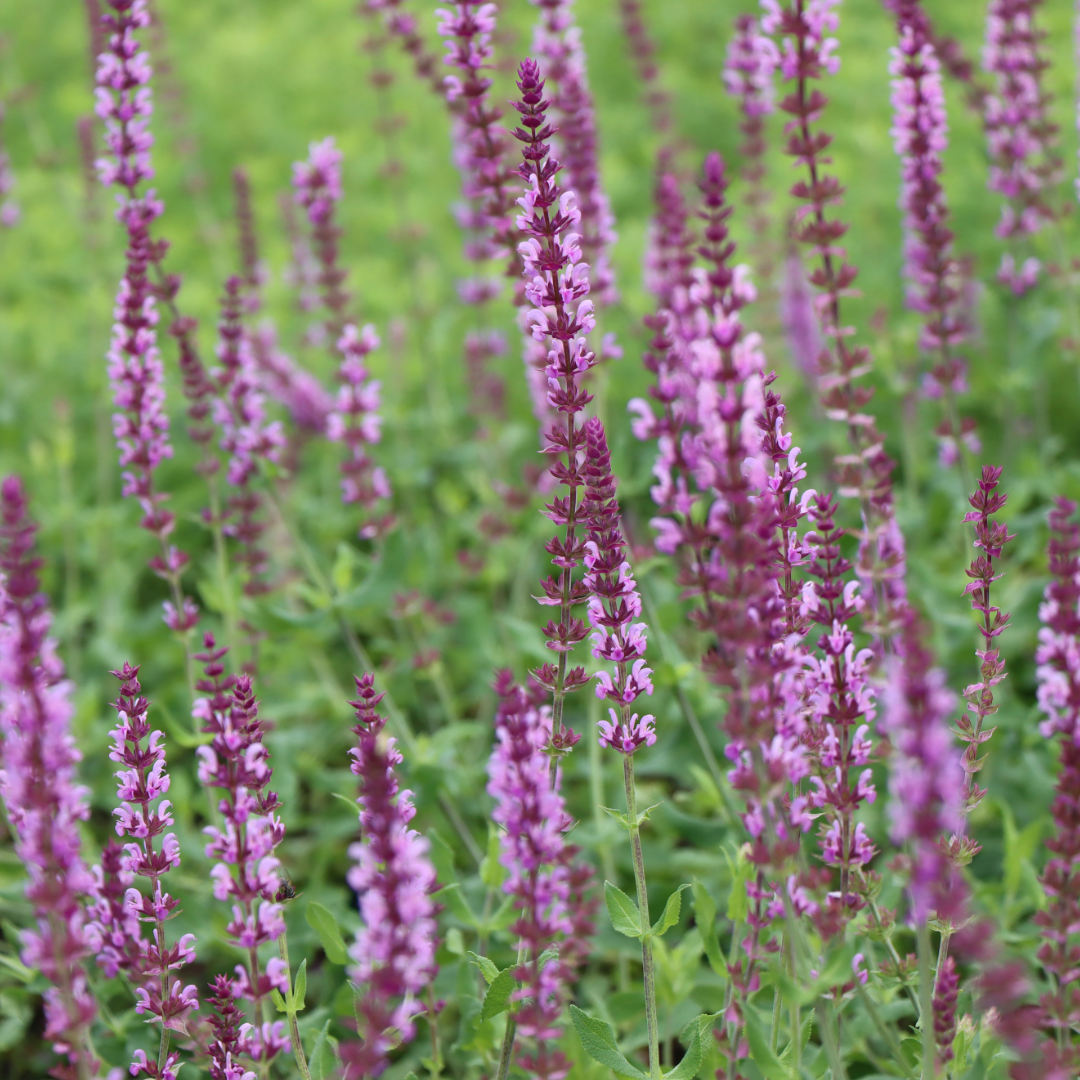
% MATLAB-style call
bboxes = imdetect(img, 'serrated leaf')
[467,951,500,985]
[605,881,643,938]
[569,1005,649,1080]
[434,883,479,927]
[778,1016,813,1063]
[309,1019,341,1080]
[692,882,725,978]
[480,966,516,1021]
[306,901,348,965]
[633,801,664,828]
[271,988,287,1014]
[743,1010,787,1080]
[652,884,691,937]
[293,959,307,1012]
[663,1025,703,1080]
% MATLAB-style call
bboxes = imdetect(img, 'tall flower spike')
[1031,499,1080,1063]
[95,0,198,637]
[248,323,334,435]
[982,0,1061,294]
[881,610,966,923]
[513,58,599,748]
[487,673,575,1080]
[292,137,352,341]
[194,634,290,1065]
[104,662,199,1078]
[0,477,98,1078]
[763,0,907,641]
[529,0,618,306]
[580,417,655,754]
[886,1,978,469]
[617,0,673,137]
[327,323,393,539]
[340,675,437,1080]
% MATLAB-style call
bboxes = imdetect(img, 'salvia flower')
[488,673,575,1080]
[887,3,977,467]
[580,417,655,753]
[248,323,334,434]
[194,635,289,1042]
[982,0,1061,292]
[529,0,618,306]
[763,0,907,640]
[513,58,600,742]
[206,974,256,1080]
[1032,499,1080,1057]
[292,137,352,339]
[95,0,198,635]
[327,322,392,539]
[0,477,97,1077]
[340,674,438,1080]
[104,662,199,1072]
[881,610,966,922]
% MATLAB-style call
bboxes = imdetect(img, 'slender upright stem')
[623,755,660,1080]
[277,935,312,1080]
[917,921,935,1080]
[427,982,442,1078]
[494,943,528,1080]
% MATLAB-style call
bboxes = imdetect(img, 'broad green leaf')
[743,1010,787,1080]
[467,951,500,985]
[652,884,691,937]
[480,825,507,890]
[445,927,466,957]
[306,902,348,965]
[292,959,307,1012]
[433,884,479,928]
[480,966,516,1021]
[569,1005,649,1080]
[692,882,724,978]
[309,1019,341,1080]
[0,955,33,983]
[605,881,643,938]
[663,1027,702,1080]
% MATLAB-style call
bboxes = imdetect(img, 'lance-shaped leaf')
[651,884,691,937]
[605,881,643,938]
[570,1005,649,1080]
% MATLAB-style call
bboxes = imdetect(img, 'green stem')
[623,755,661,1080]
[855,984,916,1080]
[278,935,312,1080]
[427,982,442,1079]
[494,944,528,1080]
[917,921,935,1080]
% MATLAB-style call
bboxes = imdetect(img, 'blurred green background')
[0,0,1078,1074]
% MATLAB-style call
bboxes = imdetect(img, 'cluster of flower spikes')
[762,0,908,642]
[94,0,199,636]
[579,417,655,753]
[101,662,199,1080]
[881,610,967,926]
[1031,498,1080,1065]
[292,137,352,342]
[340,674,438,1080]
[886,0,979,469]
[722,13,778,240]
[512,57,600,743]
[0,477,97,1079]
[206,974,256,1080]
[194,634,291,1067]
[488,672,578,1080]
[982,0,1061,294]
[528,0,618,307]
[211,275,287,592]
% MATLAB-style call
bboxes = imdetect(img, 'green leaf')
[429,829,457,886]
[0,955,33,984]
[480,966,516,1021]
[292,959,307,1012]
[604,881,643,938]
[271,988,287,1014]
[743,1010,787,1080]
[663,1025,703,1080]
[778,1016,813,1064]
[569,1005,649,1080]
[723,845,751,924]
[480,825,507,890]
[331,791,359,814]
[467,951,500,985]
[444,927,466,957]
[651,884,691,937]
[306,901,348,965]
[433,883,479,927]
[692,882,725,978]
[482,894,517,933]
[309,1019,341,1080]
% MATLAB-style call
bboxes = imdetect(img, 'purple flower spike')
[340,674,438,1080]
[194,635,289,1050]
[580,417,655,755]
[95,0,199,635]
[248,323,334,434]
[529,0,618,306]
[488,673,575,1080]
[0,477,97,1077]
[881,610,966,923]
[101,662,199,1070]
[617,0,673,135]
[982,0,1060,293]
[328,323,393,539]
